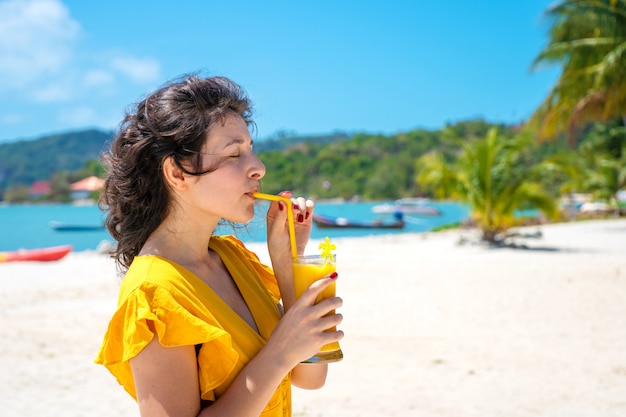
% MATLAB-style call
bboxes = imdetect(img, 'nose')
[249,153,266,179]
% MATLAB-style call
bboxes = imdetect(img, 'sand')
[1,219,625,417]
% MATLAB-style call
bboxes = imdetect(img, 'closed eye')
[233,142,254,158]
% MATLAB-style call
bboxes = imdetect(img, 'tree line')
[0,119,512,202]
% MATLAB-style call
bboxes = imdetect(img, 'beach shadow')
[488,243,565,252]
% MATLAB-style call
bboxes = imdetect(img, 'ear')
[162,156,189,191]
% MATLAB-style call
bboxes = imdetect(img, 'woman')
[95,74,343,417]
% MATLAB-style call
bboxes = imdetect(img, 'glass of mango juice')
[292,253,343,363]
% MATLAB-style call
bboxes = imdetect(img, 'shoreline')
[1,218,625,416]
[5,215,623,257]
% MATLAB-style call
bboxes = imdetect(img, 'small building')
[29,180,51,199]
[70,176,105,201]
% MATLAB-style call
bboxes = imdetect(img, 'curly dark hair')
[99,74,254,270]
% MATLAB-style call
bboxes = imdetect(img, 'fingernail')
[305,211,310,219]
[293,204,300,210]
[278,202,284,211]
[297,213,304,222]
[329,272,338,279]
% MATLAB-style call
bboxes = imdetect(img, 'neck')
[139,206,220,267]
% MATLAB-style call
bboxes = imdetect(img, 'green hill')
[0,129,114,191]
[2,118,578,203]
[0,129,350,194]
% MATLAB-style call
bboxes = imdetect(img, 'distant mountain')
[0,129,114,191]
[254,131,351,153]
[0,128,351,192]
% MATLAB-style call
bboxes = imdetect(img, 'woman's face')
[182,114,266,223]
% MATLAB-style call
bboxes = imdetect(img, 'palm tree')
[530,0,626,144]
[416,129,558,242]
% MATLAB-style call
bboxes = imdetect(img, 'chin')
[229,209,255,224]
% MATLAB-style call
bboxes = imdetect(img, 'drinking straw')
[253,192,298,259]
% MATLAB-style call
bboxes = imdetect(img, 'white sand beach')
[1,219,625,417]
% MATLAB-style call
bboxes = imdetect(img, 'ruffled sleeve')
[95,261,239,402]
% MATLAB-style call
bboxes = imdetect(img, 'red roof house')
[29,180,51,198]
[70,176,105,200]
[70,176,105,192]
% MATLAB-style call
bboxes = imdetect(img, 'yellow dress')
[95,235,292,417]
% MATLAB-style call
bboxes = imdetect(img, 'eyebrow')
[222,136,253,148]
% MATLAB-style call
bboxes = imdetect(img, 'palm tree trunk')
[481,229,498,243]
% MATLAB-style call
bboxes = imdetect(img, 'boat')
[372,198,441,216]
[0,245,73,263]
[50,221,105,231]
[312,213,405,229]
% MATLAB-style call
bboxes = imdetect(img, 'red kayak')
[0,245,73,262]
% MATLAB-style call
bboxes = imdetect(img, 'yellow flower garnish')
[319,236,336,263]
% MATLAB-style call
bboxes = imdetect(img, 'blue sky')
[0,0,559,143]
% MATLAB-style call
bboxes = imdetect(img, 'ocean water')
[0,200,469,252]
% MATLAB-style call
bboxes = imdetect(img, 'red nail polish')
[329,272,338,279]
[305,211,310,219]
[297,213,304,222]
[293,204,300,210]
[278,202,284,211]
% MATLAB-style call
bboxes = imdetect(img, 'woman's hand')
[265,191,314,265]
[264,273,343,369]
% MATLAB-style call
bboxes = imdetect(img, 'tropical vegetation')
[530,0,626,144]
[528,0,626,216]
[545,121,626,213]
[416,128,558,242]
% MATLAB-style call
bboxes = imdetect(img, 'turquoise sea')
[0,200,470,252]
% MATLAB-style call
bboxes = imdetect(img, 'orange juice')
[292,260,336,302]
[292,255,342,361]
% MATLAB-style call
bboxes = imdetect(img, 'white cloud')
[0,0,163,139]
[110,55,161,84]
[0,0,80,88]
[0,0,161,98]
